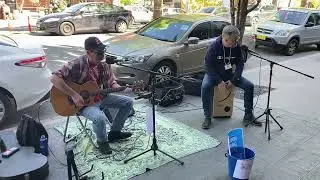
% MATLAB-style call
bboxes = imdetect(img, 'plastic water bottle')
[39,135,48,156]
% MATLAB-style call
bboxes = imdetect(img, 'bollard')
[7,19,12,32]
[27,16,32,32]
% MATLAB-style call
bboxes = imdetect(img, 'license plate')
[256,34,266,40]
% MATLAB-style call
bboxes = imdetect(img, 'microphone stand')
[108,60,184,167]
[243,48,314,140]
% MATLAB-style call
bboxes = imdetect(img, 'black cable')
[48,145,68,166]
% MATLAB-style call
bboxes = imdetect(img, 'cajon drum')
[212,86,235,118]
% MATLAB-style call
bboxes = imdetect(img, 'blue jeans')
[79,94,133,142]
[201,74,254,119]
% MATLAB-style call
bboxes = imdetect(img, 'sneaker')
[202,118,212,129]
[97,141,112,155]
[108,131,133,142]
[243,113,262,127]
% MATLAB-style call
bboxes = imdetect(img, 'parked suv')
[255,8,320,55]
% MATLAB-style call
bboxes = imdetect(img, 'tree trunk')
[19,0,25,13]
[153,0,163,19]
[300,0,308,7]
[230,0,236,25]
[272,0,277,6]
[238,0,248,45]
[236,0,241,27]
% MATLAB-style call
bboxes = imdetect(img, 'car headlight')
[44,18,60,23]
[124,54,152,63]
[275,30,290,36]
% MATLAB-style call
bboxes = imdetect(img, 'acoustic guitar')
[50,80,144,116]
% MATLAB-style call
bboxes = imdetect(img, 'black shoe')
[202,118,212,129]
[243,113,262,127]
[108,131,133,142]
[97,141,112,155]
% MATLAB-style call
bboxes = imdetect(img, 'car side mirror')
[305,22,315,27]
[184,37,199,45]
[78,10,84,15]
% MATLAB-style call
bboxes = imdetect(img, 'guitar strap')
[98,63,107,89]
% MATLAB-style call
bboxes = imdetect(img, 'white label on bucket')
[233,159,253,179]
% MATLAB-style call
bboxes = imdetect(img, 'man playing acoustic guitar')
[51,37,133,155]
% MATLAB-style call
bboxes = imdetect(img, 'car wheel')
[152,61,176,84]
[0,92,15,126]
[115,20,127,33]
[317,44,320,50]
[59,22,75,36]
[284,39,298,56]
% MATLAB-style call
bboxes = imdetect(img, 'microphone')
[105,55,122,64]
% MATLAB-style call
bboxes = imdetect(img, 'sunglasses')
[91,49,106,55]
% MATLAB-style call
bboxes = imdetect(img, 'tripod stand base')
[246,108,283,140]
[124,147,184,166]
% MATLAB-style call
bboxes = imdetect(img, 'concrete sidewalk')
[1,52,320,180]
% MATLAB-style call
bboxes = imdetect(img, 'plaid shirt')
[53,55,117,102]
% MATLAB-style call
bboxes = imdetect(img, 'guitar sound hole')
[67,96,74,105]
[224,106,231,112]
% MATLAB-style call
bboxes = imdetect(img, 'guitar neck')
[91,86,127,96]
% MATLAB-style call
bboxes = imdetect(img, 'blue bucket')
[225,147,255,180]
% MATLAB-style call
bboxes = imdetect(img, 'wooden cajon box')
[212,86,235,118]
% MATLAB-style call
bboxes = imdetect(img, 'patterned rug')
[54,103,220,180]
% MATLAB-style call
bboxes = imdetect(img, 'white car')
[124,5,153,23]
[0,35,52,126]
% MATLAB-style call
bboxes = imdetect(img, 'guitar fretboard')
[90,86,127,96]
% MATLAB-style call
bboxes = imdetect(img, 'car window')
[221,7,229,13]
[199,7,215,13]
[262,5,275,11]
[81,4,98,13]
[137,17,193,42]
[188,21,211,40]
[100,4,120,13]
[306,13,317,26]
[272,10,308,25]
[212,21,230,37]
[313,13,320,26]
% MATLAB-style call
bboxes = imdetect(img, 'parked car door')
[177,21,213,73]
[101,4,123,30]
[301,13,320,44]
[76,4,99,32]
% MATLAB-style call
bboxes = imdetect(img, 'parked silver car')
[103,14,255,84]
[246,4,278,26]
[255,8,320,55]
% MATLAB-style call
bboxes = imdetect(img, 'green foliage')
[50,0,69,13]
[190,0,223,13]
[120,0,141,6]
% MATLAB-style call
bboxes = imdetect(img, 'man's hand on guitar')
[71,93,84,107]
[123,84,132,93]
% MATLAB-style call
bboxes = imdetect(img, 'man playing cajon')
[201,25,262,129]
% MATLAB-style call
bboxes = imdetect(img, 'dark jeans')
[201,74,254,119]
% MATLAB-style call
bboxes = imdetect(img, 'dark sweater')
[204,36,244,84]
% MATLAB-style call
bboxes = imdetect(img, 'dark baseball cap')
[84,37,107,52]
